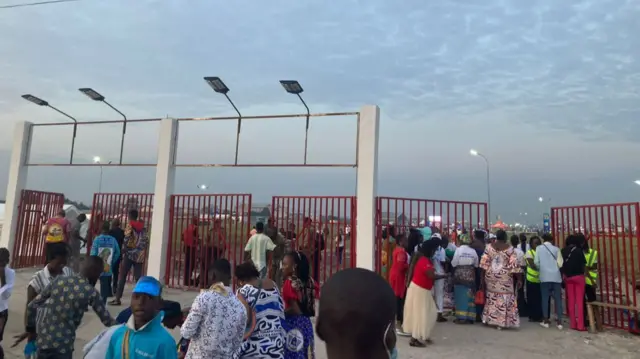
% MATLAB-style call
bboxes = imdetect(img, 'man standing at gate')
[266,218,285,285]
[42,209,71,264]
[110,209,148,306]
[69,214,87,273]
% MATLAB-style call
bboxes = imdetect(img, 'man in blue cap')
[105,276,177,359]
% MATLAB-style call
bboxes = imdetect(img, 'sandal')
[108,299,121,306]
[409,338,426,347]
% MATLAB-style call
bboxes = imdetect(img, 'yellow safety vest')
[585,249,598,286]
[526,249,540,283]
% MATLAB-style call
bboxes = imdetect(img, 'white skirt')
[402,282,437,341]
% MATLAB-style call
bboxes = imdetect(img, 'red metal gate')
[271,196,357,284]
[89,193,155,280]
[551,203,640,330]
[375,196,488,277]
[165,193,252,290]
[12,190,65,268]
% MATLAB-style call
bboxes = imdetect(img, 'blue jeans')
[540,282,563,320]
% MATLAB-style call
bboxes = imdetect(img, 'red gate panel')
[165,194,252,290]
[271,196,357,285]
[375,196,488,277]
[551,203,640,330]
[12,190,65,268]
[89,193,155,280]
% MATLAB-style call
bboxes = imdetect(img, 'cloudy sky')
[1,0,640,224]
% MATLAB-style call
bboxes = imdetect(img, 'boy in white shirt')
[245,222,276,278]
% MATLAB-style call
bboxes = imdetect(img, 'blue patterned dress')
[235,284,285,359]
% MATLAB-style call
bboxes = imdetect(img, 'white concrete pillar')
[1,122,32,257]
[355,105,380,270]
[146,118,178,282]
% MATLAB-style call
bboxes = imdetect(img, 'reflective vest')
[526,249,540,283]
[585,249,598,286]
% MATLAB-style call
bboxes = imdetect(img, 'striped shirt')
[28,266,73,326]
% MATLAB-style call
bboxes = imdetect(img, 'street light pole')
[79,88,128,165]
[21,94,78,164]
[470,149,491,225]
[279,80,311,164]
[203,77,243,165]
[93,156,112,193]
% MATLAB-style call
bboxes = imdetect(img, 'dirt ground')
[2,268,639,359]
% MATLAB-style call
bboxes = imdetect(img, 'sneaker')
[540,322,550,329]
[557,324,563,330]
[396,329,411,337]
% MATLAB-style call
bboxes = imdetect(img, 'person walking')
[90,221,121,304]
[579,234,602,330]
[41,210,71,265]
[451,234,479,324]
[388,233,409,335]
[109,219,125,295]
[110,209,148,306]
[535,233,564,329]
[69,214,87,273]
[244,222,276,279]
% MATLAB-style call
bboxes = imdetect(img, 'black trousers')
[37,349,72,359]
[396,296,405,323]
[526,281,543,321]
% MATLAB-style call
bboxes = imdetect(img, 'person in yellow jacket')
[579,234,602,331]
[524,236,543,322]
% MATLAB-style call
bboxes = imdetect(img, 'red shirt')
[281,279,300,310]
[183,224,198,247]
[411,256,434,290]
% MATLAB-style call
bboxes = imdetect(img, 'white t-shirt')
[336,235,344,248]
[245,233,276,271]
[451,245,479,267]
[513,247,525,267]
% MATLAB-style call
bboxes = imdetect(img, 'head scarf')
[459,233,472,245]
[420,226,432,241]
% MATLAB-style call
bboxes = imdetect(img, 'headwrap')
[420,227,432,241]
[459,233,472,245]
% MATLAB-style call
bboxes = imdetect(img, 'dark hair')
[419,240,439,258]
[57,209,66,217]
[78,213,87,222]
[255,222,264,233]
[473,229,486,241]
[407,229,423,256]
[509,234,519,247]
[0,248,9,261]
[542,233,554,243]
[566,234,578,247]
[235,262,260,281]
[101,220,111,233]
[530,236,541,247]
[85,255,104,270]
[211,258,232,279]
[519,233,527,242]
[49,242,70,260]
[496,229,507,242]
[285,251,310,283]
[129,209,139,220]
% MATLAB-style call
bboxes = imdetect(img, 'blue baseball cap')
[132,276,162,297]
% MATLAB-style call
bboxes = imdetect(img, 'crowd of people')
[386,225,599,346]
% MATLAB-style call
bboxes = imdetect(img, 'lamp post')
[279,80,311,164]
[79,88,127,165]
[197,184,209,191]
[22,94,78,164]
[203,77,243,165]
[470,149,491,224]
[538,196,551,230]
[93,156,112,193]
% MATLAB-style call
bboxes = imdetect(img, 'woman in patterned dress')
[235,262,285,359]
[281,251,317,359]
[480,229,523,329]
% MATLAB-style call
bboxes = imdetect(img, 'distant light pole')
[634,180,640,186]
[197,184,209,191]
[22,94,78,164]
[79,88,128,165]
[93,156,112,193]
[470,149,491,224]
[279,80,311,164]
[203,77,242,165]
[538,196,551,228]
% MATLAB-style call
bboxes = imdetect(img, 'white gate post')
[355,105,380,270]
[146,118,178,282]
[1,122,32,257]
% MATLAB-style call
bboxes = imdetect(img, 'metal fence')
[271,196,357,285]
[375,196,488,278]
[12,190,65,268]
[551,203,640,329]
[89,193,155,281]
[164,194,252,290]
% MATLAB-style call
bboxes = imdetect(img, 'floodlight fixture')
[204,77,230,94]
[21,94,49,106]
[469,148,491,222]
[280,80,304,95]
[78,87,128,164]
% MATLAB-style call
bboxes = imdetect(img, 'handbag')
[474,290,485,305]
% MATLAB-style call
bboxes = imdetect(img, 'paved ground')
[2,268,639,358]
